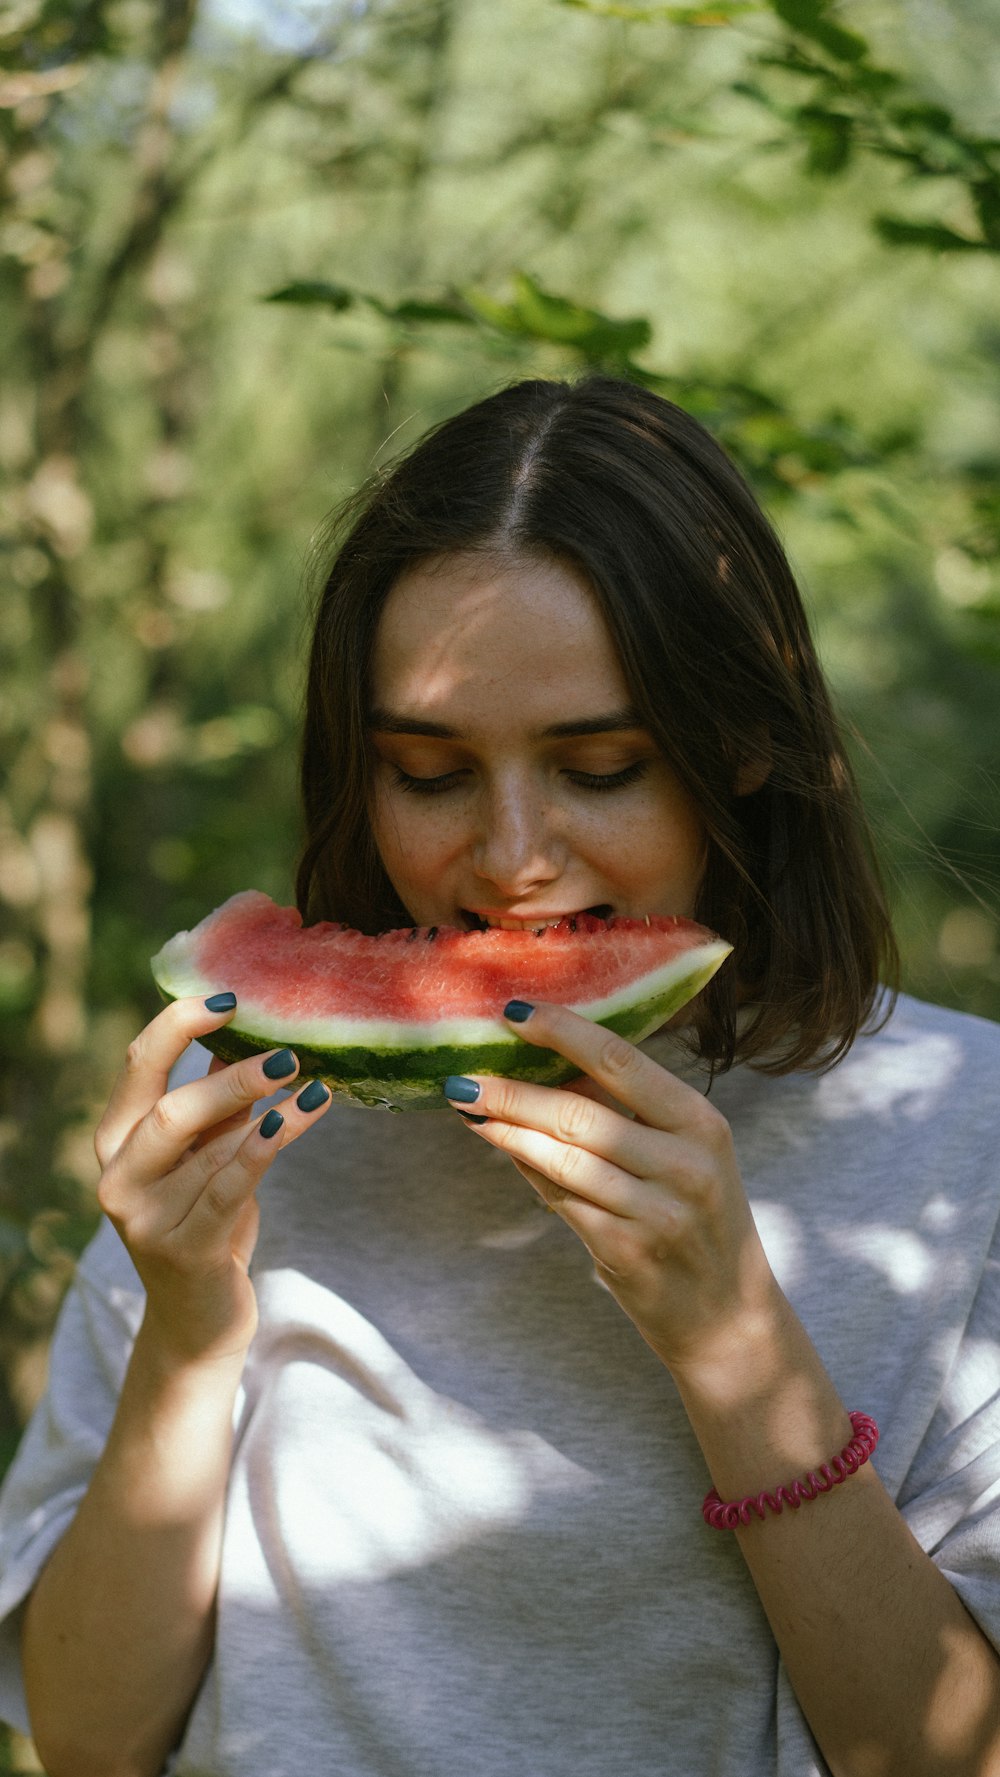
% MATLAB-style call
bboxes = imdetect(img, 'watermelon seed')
[426,926,438,941]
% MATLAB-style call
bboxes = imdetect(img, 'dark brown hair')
[297,375,898,1073]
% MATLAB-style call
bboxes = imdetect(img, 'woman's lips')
[460,904,613,933]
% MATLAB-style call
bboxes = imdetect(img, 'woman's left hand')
[446,1000,781,1377]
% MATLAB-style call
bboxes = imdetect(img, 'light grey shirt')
[2,992,1000,1775]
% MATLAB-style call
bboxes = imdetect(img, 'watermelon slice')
[151,891,732,1110]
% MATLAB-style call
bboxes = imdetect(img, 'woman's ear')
[733,731,771,797]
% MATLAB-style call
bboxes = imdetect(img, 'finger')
[96,995,242,1163]
[109,1076,333,1250]
[477,1132,639,1262]
[500,1000,715,1134]
[177,1079,333,1244]
[507,1155,556,1204]
[108,1046,303,1193]
[461,1111,640,1218]
[445,1071,659,1180]
[189,1054,257,1147]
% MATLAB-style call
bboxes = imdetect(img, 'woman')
[2,376,1000,1776]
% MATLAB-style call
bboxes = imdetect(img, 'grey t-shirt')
[2,992,1000,1775]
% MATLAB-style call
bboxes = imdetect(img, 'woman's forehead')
[371,552,633,725]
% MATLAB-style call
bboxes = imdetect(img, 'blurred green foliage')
[1,0,998,1760]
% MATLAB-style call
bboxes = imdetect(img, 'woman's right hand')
[93,996,332,1368]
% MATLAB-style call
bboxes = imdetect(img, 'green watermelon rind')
[153,944,731,1111]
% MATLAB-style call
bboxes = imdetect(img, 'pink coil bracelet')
[702,1411,879,1530]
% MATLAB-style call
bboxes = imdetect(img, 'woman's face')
[368,552,707,932]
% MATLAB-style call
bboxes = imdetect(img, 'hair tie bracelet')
[702,1411,879,1530]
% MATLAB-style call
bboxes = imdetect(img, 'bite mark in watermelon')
[151,891,732,1110]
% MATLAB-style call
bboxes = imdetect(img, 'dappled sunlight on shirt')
[826,1223,936,1294]
[815,1031,962,1120]
[233,1270,594,1594]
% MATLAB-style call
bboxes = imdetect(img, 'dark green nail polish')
[504,999,534,1023]
[260,1109,284,1139]
[444,1075,480,1103]
[205,992,237,1013]
[457,1110,489,1125]
[296,1080,330,1113]
[263,1049,296,1080]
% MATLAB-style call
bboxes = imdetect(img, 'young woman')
[2,376,1000,1777]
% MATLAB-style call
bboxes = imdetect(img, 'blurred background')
[1,0,998,1761]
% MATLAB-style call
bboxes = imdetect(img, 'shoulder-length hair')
[297,374,898,1074]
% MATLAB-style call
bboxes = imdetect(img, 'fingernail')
[503,1000,534,1023]
[262,1048,296,1080]
[205,992,237,1012]
[260,1109,284,1139]
[457,1110,489,1125]
[296,1080,330,1113]
[444,1075,480,1104]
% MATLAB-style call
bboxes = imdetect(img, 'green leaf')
[888,101,955,135]
[972,181,1000,248]
[389,298,476,325]
[466,273,652,361]
[797,104,853,174]
[838,61,900,98]
[731,76,790,118]
[875,217,993,253]
[767,1,821,33]
[266,274,652,363]
[264,283,475,327]
[516,273,652,355]
[749,50,898,101]
[264,280,358,310]
[768,0,871,65]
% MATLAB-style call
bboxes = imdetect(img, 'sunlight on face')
[368,552,707,931]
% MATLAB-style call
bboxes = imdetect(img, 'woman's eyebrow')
[543,709,645,739]
[368,707,646,739]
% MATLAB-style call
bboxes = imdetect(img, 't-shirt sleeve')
[0,1218,146,1734]
[899,1244,1000,1654]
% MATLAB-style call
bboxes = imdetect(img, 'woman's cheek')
[373,791,459,906]
[370,782,424,892]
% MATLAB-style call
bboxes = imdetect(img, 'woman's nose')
[471,784,564,894]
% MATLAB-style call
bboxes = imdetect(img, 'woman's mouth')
[460,905,613,934]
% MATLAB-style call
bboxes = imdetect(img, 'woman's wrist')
[666,1271,796,1397]
[133,1300,256,1385]
[119,1316,251,1468]
[668,1281,855,1504]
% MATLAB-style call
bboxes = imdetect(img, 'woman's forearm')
[21,1320,247,1777]
[672,1292,1000,1777]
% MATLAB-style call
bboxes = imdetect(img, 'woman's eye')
[566,761,649,792]
[390,760,650,795]
[392,767,466,796]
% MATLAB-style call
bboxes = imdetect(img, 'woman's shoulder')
[792,990,1000,1176]
[859,989,1000,1085]
[793,989,1000,1128]
[699,989,1000,1170]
